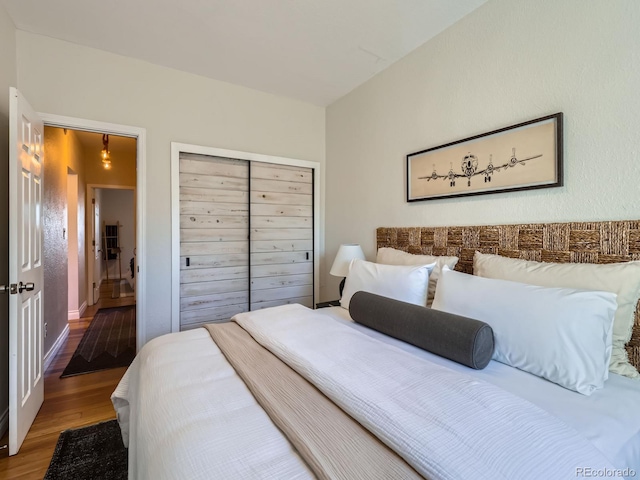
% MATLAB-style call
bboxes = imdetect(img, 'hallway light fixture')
[101,134,111,169]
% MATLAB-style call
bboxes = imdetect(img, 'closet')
[178,152,314,330]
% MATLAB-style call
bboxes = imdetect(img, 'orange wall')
[43,127,86,353]
[83,136,136,187]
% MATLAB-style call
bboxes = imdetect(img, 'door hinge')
[92,198,96,204]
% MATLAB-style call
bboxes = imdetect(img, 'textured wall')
[0,4,16,432]
[43,129,68,358]
[324,0,640,299]
[16,32,326,343]
[43,128,86,353]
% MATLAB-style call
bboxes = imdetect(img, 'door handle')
[0,285,8,294]
[18,282,35,293]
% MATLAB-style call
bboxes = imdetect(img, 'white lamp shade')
[330,244,365,277]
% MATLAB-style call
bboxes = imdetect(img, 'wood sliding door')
[179,154,250,330]
[250,163,314,310]
[178,153,314,330]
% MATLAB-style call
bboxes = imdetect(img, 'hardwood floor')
[0,283,135,479]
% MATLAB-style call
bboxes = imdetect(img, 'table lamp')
[330,244,365,297]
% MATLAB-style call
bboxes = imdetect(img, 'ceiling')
[2,0,486,106]
[72,130,136,158]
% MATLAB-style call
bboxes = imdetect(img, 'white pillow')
[432,267,617,395]
[340,259,435,310]
[474,252,640,378]
[376,247,458,306]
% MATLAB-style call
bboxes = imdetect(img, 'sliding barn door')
[250,163,314,309]
[179,154,249,330]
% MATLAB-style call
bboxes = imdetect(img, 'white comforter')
[322,305,640,471]
[114,304,617,479]
[235,305,614,480]
[112,328,313,480]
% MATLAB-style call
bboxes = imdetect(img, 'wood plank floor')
[0,282,135,479]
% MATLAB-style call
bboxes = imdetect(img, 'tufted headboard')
[377,220,640,372]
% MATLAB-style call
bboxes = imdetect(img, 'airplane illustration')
[418,148,543,187]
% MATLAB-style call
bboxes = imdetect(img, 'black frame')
[406,112,563,202]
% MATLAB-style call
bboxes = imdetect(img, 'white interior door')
[85,188,103,305]
[8,87,45,455]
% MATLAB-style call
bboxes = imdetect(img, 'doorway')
[40,114,147,352]
[89,186,136,309]
[42,127,138,376]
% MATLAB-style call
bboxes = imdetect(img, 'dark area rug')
[61,305,136,378]
[44,420,127,480]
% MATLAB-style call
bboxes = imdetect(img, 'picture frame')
[406,112,563,202]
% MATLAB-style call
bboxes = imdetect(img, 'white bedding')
[318,306,640,471]
[236,305,614,480]
[113,305,640,479]
[113,328,313,480]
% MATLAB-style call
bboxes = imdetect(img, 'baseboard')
[44,324,70,373]
[68,301,88,320]
[0,407,8,439]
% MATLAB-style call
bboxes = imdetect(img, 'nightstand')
[315,300,341,309]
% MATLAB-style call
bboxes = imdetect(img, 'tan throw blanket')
[205,322,423,480]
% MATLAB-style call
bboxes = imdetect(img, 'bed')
[113,220,640,479]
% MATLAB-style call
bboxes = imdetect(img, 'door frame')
[170,143,321,333]
[39,113,147,351]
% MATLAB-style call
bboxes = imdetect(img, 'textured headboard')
[377,220,640,372]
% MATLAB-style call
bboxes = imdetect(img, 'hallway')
[0,285,134,479]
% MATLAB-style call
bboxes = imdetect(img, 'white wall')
[0,3,16,435]
[67,172,79,316]
[99,188,135,281]
[324,0,640,298]
[16,31,325,342]
[93,188,102,299]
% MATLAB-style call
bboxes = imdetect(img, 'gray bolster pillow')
[349,291,494,369]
